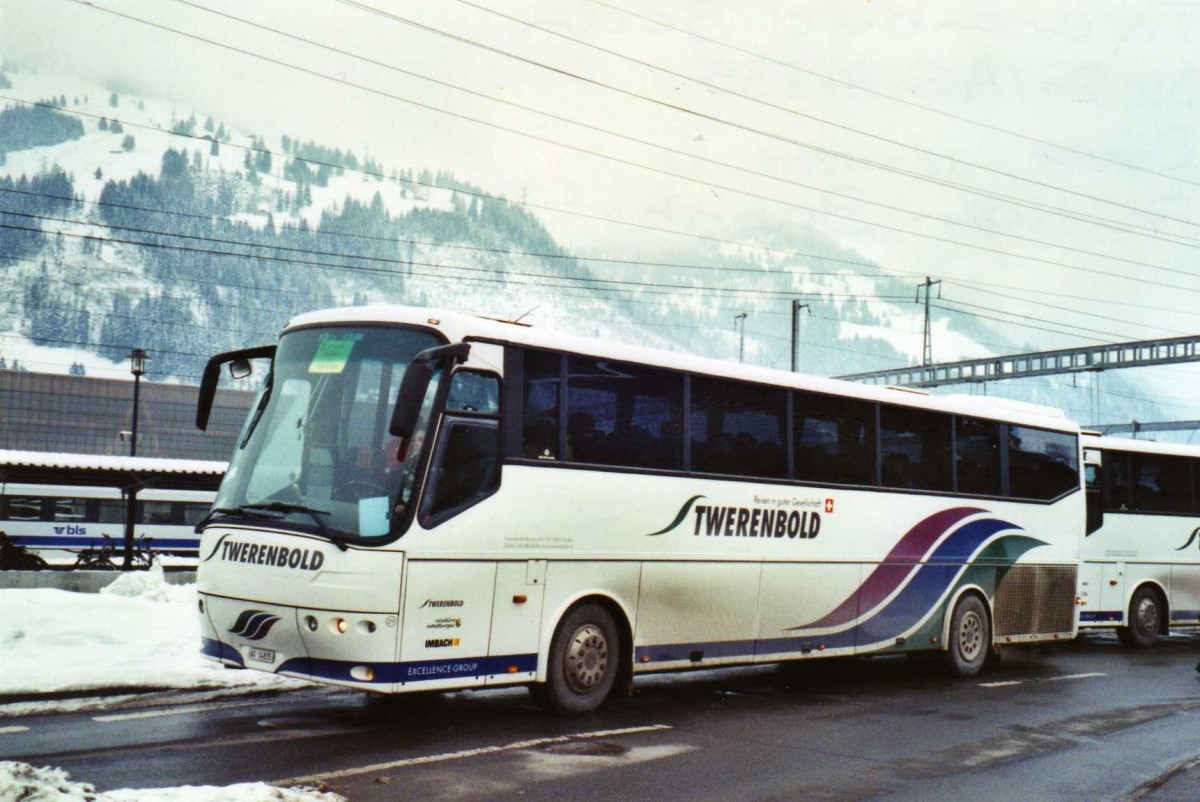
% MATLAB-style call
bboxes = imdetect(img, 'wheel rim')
[957,610,984,662]
[1135,596,1159,637]
[563,623,609,694]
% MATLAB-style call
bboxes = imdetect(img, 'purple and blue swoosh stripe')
[792,507,1030,642]
[801,506,985,630]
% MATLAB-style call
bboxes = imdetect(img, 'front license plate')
[248,647,276,664]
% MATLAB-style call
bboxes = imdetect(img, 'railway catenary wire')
[149,0,1200,252]
[6,90,1198,298]
[61,2,1200,262]
[445,0,1200,226]
[581,0,1200,190]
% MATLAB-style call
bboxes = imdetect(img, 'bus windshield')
[214,325,444,541]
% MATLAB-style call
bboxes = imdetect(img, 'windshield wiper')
[194,505,284,533]
[193,503,348,551]
[239,502,348,551]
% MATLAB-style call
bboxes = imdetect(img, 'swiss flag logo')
[824,498,835,514]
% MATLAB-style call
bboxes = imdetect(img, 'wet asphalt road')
[3,631,1200,801]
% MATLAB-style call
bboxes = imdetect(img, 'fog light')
[356,620,376,635]
[305,615,318,632]
[350,666,376,681]
[330,618,348,634]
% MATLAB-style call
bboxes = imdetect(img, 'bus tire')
[536,603,619,715]
[1117,586,1162,649]
[948,594,990,677]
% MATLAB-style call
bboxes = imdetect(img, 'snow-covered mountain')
[0,65,1181,431]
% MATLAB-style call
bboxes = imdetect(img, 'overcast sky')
[3,0,1200,362]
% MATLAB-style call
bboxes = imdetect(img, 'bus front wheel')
[534,603,619,715]
[948,595,990,677]
[1117,586,1162,649]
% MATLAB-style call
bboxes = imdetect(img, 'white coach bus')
[194,305,1084,713]
[1078,434,1200,647]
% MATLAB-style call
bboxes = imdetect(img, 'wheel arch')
[537,592,634,688]
[1126,580,1170,633]
[940,584,993,653]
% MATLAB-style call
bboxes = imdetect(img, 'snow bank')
[99,562,193,604]
[0,761,344,802]
[0,568,307,699]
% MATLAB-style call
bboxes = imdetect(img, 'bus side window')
[955,417,1002,496]
[1008,426,1079,501]
[880,406,952,492]
[566,356,683,471]
[691,376,787,479]
[447,371,500,414]
[1106,452,1131,511]
[521,350,561,460]
[421,417,500,525]
[1132,454,1191,513]
[794,392,876,486]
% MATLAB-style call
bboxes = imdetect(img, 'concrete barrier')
[0,571,197,592]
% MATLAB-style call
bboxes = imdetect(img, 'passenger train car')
[0,449,224,558]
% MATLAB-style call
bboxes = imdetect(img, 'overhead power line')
[581,0,1200,191]
[168,0,1200,252]
[0,93,930,278]
[64,4,1200,285]
[447,0,1200,227]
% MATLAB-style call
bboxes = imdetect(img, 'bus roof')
[286,304,1079,433]
[1080,434,1200,459]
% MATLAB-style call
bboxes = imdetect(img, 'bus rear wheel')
[534,603,619,715]
[1117,586,1162,649]
[948,595,990,677]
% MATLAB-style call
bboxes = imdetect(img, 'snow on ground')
[0,567,328,801]
[0,563,307,707]
[0,762,344,802]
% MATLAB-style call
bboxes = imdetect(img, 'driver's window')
[421,418,500,524]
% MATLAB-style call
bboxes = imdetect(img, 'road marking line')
[0,726,29,734]
[93,699,270,722]
[275,723,673,786]
[1047,672,1106,682]
[980,672,1105,689]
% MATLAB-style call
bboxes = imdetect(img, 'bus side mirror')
[388,343,472,438]
[229,359,253,380]
[196,345,276,431]
[389,362,433,438]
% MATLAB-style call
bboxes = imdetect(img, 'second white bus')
[1079,434,1200,646]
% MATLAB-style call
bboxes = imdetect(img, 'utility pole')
[735,312,747,363]
[917,276,942,367]
[790,301,810,372]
